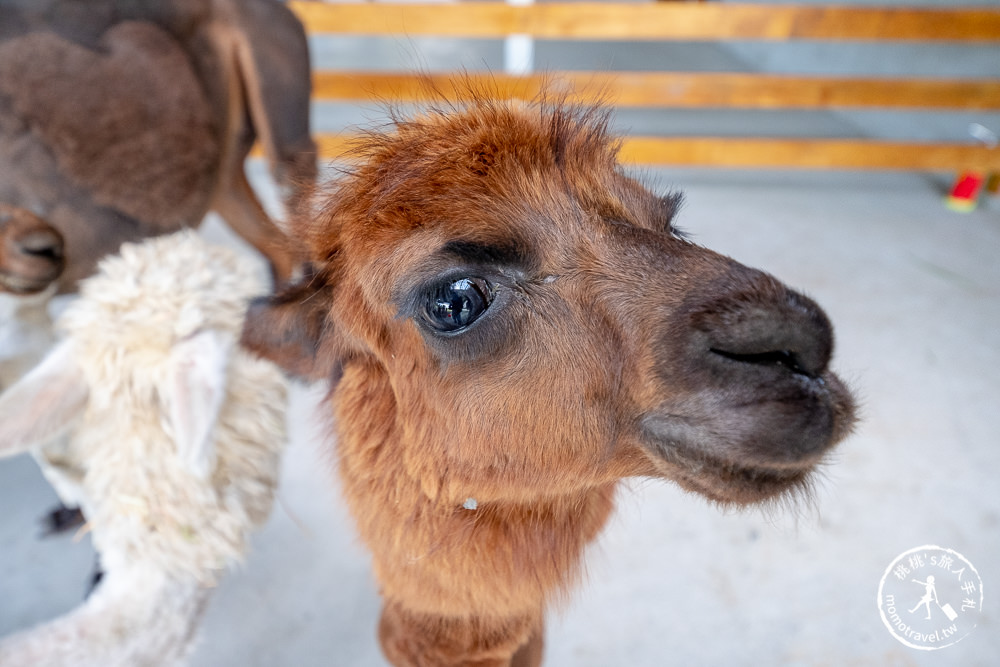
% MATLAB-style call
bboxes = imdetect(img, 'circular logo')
[877,545,983,650]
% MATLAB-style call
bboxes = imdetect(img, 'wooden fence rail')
[313,71,1000,111]
[312,134,1000,171]
[294,2,1000,171]
[290,2,1000,42]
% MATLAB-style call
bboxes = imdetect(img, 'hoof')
[39,504,85,537]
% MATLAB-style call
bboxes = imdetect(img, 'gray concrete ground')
[2,3,1000,665]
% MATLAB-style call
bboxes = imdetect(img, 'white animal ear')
[0,341,88,458]
[165,330,232,478]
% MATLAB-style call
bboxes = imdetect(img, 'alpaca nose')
[14,227,65,264]
[3,217,65,292]
[695,284,833,382]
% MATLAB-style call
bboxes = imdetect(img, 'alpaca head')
[243,98,856,507]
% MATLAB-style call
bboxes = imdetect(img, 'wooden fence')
[290,1,1000,171]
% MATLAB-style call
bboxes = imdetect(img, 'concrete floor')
[1,165,997,666]
[3,5,1000,664]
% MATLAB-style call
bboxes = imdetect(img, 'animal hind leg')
[224,0,317,218]
[211,168,300,284]
[39,503,85,537]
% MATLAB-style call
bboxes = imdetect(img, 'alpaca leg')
[224,0,316,219]
[212,168,299,284]
[39,503,84,536]
[378,601,541,667]
[205,41,297,285]
[33,440,89,536]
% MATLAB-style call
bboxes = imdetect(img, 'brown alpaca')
[0,0,315,290]
[242,96,857,666]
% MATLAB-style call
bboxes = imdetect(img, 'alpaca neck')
[333,359,617,620]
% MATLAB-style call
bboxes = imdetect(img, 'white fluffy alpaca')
[0,230,288,667]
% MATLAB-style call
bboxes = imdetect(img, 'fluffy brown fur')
[0,23,217,231]
[243,94,857,666]
[0,0,315,289]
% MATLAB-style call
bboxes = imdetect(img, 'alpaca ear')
[165,330,232,478]
[0,341,88,458]
[240,279,337,382]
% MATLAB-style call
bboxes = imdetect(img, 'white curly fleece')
[0,230,289,666]
[58,230,287,582]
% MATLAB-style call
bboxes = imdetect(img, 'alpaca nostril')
[16,229,65,262]
[0,208,65,293]
[693,286,834,381]
[709,347,817,379]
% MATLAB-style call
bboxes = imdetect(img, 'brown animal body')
[0,0,315,290]
[243,97,857,666]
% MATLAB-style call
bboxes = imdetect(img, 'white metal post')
[504,0,535,75]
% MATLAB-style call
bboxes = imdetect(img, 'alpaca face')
[244,100,856,506]
[0,204,64,295]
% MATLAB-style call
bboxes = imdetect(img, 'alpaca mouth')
[0,270,54,295]
[646,440,816,505]
[640,370,854,505]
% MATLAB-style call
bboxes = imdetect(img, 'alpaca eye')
[423,278,494,333]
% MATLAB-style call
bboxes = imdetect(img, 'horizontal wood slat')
[291,2,1000,42]
[308,134,1000,171]
[617,138,1000,170]
[313,71,1000,110]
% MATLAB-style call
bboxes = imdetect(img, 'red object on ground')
[946,171,983,212]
